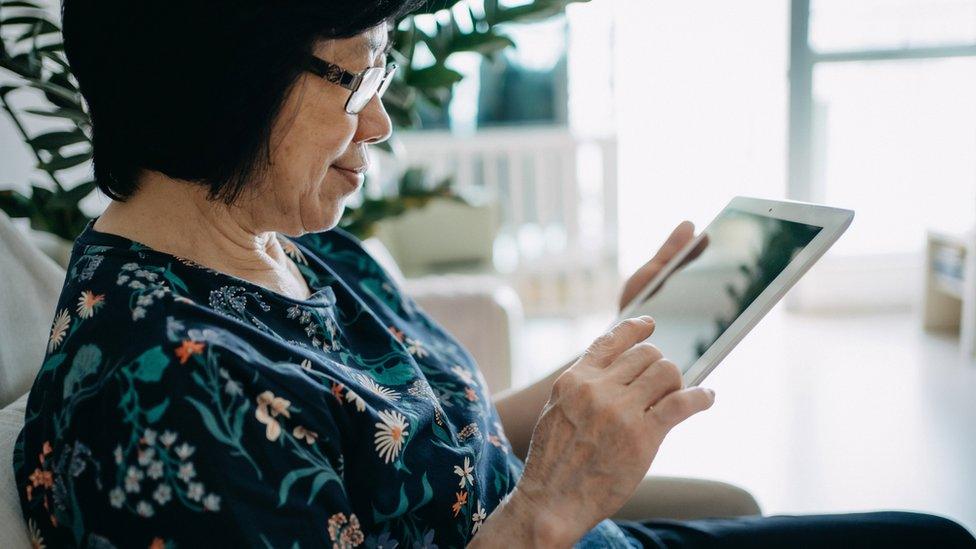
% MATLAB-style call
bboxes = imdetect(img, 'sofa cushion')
[0,213,66,408]
[0,394,30,548]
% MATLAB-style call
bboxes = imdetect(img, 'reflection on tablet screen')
[633,210,822,373]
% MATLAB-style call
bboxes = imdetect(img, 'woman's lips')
[332,165,364,189]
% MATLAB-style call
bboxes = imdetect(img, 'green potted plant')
[0,0,586,257]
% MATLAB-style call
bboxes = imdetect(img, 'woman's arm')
[492,355,576,460]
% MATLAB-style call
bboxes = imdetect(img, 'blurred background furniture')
[923,227,976,359]
[386,127,620,317]
[0,211,760,547]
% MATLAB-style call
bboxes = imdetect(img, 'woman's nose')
[355,95,393,145]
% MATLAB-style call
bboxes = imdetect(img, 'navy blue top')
[14,220,635,548]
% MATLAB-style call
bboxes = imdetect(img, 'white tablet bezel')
[617,196,854,386]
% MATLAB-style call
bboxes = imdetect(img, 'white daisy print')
[472,501,487,534]
[48,308,70,352]
[374,410,409,464]
[454,456,474,488]
[345,388,366,412]
[405,337,428,358]
[356,373,399,401]
[27,518,45,549]
[76,290,105,319]
[450,365,474,386]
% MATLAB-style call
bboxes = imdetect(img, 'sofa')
[0,212,760,547]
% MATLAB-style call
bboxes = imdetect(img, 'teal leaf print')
[131,346,169,382]
[184,397,235,447]
[39,352,67,376]
[63,344,101,399]
[277,466,321,507]
[144,397,170,424]
[374,483,410,522]
[307,468,340,504]
[163,268,189,294]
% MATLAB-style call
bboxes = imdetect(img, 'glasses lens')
[345,67,386,114]
[377,64,397,98]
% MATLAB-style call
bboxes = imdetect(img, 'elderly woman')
[14,0,976,547]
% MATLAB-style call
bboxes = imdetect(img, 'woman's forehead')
[314,25,389,63]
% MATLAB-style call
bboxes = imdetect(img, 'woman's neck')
[93,171,312,300]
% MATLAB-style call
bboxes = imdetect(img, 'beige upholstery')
[615,475,762,521]
[0,214,65,408]
[0,395,31,548]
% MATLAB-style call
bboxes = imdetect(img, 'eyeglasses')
[306,56,397,115]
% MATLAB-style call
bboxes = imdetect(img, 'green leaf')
[144,398,170,424]
[28,129,88,151]
[36,151,91,172]
[47,179,96,209]
[0,189,35,218]
[23,106,90,125]
[24,80,81,109]
[0,14,56,26]
[404,65,463,89]
[13,18,58,42]
[1,0,44,7]
[450,31,515,56]
[131,346,169,383]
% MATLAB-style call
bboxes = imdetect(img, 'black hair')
[61,0,423,203]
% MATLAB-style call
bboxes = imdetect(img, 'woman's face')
[243,25,393,236]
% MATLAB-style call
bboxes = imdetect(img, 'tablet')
[617,196,854,386]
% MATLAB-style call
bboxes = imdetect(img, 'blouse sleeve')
[18,313,371,548]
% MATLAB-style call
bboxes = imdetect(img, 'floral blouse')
[14,219,635,548]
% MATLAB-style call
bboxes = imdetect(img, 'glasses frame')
[306,56,398,115]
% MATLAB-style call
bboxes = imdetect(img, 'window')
[789,0,976,309]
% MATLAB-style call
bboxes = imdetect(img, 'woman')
[14,0,975,547]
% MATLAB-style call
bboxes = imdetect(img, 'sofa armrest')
[402,275,522,394]
[613,475,762,521]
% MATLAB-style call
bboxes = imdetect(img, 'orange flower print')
[149,538,166,549]
[327,512,364,548]
[76,290,105,319]
[388,325,405,343]
[29,468,53,489]
[464,387,478,402]
[488,434,508,454]
[331,382,345,402]
[39,441,52,465]
[174,340,205,364]
[452,490,468,517]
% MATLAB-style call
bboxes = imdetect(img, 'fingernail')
[639,315,654,324]
[706,388,715,399]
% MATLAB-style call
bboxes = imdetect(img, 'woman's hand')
[618,221,708,313]
[473,316,715,547]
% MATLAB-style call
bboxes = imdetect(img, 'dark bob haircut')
[61,0,422,204]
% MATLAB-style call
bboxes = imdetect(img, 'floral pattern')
[14,221,633,548]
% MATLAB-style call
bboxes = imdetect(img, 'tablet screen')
[631,209,823,373]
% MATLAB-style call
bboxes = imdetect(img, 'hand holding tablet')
[616,196,854,386]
